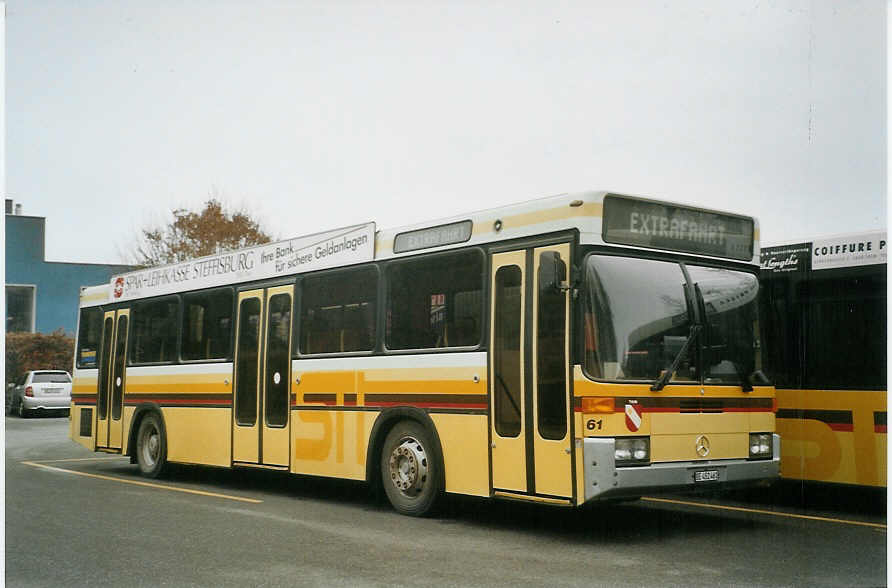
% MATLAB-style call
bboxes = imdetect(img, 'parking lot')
[5,414,887,587]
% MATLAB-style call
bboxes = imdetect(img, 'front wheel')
[136,413,167,478]
[380,421,442,517]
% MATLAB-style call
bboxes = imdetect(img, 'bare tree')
[131,199,272,267]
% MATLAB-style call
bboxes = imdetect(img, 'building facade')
[5,200,135,334]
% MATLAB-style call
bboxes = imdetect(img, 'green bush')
[5,330,74,385]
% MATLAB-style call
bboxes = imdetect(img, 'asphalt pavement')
[5,415,888,587]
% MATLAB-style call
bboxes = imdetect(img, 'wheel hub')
[142,429,159,467]
[387,437,428,497]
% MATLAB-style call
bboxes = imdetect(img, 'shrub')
[5,330,74,385]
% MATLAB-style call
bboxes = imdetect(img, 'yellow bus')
[760,232,886,488]
[70,191,778,515]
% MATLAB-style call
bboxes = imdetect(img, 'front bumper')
[582,434,780,503]
[23,396,71,410]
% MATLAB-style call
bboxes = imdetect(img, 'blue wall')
[6,214,135,334]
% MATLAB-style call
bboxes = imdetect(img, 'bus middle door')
[232,286,293,467]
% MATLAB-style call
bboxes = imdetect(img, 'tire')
[136,413,167,478]
[380,421,442,517]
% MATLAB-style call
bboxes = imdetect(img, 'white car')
[6,370,72,417]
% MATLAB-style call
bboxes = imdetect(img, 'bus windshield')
[582,255,760,385]
[687,264,760,385]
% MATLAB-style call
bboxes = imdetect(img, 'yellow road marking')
[642,497,886,530]
[32,457,126,463]
[21,461,263,504]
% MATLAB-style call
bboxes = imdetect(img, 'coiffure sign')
[811,232,886,271]
[110,222,375,303]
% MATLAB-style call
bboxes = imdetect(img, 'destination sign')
[602,194,754,261]
[109,222,375,303]
[393,220,473,254]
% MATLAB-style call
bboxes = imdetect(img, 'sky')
[6,0,887,264]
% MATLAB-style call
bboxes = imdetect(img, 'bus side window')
[340,303,371,352]
[131,297,180,364]
[76,307,104,368]
[182,288,233,361]
[386,250,483,351]
[299,267,377,355]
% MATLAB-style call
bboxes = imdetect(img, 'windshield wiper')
[693,281,755,392]
[732,362,753,392]
[651,324,702,392]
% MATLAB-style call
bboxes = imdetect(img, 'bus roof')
[82,190,760,307]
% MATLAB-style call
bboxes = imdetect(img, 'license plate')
[43,388,61,394]
[694,469,719,482]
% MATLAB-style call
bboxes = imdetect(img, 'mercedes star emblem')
[695,435,710,457]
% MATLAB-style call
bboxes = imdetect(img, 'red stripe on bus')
[828,423,854,432]
[723,407,776,413]
[875,425,887,433]
[292,401,488,410]
[638,407,678,413]
[572,406,776,414]
[367,402,488,410]
[616,407,771,413]
[125,396,232,405]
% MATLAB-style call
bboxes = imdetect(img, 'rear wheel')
[136,413,167,478]
[380,421,442,517]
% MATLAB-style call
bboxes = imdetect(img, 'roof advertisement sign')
[109,222,375,303]
[760,242,811,275]
[811,232,886,271]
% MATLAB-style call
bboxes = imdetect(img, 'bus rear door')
[96,309,129,451]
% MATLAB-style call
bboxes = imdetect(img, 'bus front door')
[489,245,572,499]
[96,309,129,451]
[232,286,293,467]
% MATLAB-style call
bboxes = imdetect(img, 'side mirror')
[539,251,568,293]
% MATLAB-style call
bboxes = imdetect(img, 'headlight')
[615,437,650,466]
[749,433,772,459]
